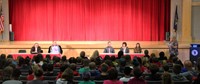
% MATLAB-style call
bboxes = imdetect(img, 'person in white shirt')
[120,67,133,82]
[119,42,130,53]
[48,41,63,54]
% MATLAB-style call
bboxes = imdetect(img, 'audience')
[0,50,197,84]
[79,71,95,84]
[119,67,133,82]
[103,68,123,84]
[27,68,48,84]
[56,68,74,84]
[2,68,22,84]
[128,67,146,84]
[171,64,187,81]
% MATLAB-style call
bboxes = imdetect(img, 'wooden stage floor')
[0,41,195,62]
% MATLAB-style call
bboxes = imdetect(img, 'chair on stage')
[18,50,26,53]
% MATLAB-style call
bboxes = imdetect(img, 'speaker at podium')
[190,44,200,64]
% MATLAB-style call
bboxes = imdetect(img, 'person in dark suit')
[103,41,115,53]
[30,43,42,54]
[120,42,129,53]
[48,41,63,54]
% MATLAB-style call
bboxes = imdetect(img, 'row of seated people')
[0,50,200,84]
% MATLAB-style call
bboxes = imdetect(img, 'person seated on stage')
[103,41,115,53]
[48,41,63,54]
[120,42,130,53]
[30,43,42,54]
[134,43,142,53]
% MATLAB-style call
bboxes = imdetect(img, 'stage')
[0,41,192,62]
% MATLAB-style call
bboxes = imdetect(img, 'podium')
[190,44,200,64]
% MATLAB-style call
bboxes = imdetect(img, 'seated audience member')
[30,43,42,54]
[89,62,100,78]
[69,57,77,64]
[48,41,63,54]
[145,64,162,81]
[103,41,115,53]
[111,56,118,67]
[162,64,170,73]
[2,66,13,81]
[27,68,48,84]
[103,68,123,84]
[142,57,150,68]
[134,43,142,53]
[118,58,126,73]
[128,67,146,84]
[158,51,167,61]
[180,60,198,82]
[79,59,90,74]
[3,68,22,84]
[120,67,133,82]
[90,50,99,59]
[96,63,109,80]
[80,51,87,59]
[79,72,95,84]
[27,65,44,80]
[53,56,61,67]
[193,57,200,84]
[56,64,68,80]
[56,68,74,84]
[117,51,124,59]
[43,64,56,76]
[120,42,130,53]
[143,50,150,58]
[162,72,172,84]
[70,63,79,76]
[171,64,187,81]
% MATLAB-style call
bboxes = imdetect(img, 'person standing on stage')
[103,41,115,53]
[168,37,178,56]
[134,43,142,53]
[30,43,42,54]
[48,41,63,54]
[120,42,129,53]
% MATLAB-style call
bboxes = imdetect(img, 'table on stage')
[10,53,62,60]
[99,53,145,59]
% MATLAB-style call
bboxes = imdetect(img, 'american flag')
[173,5,178,32]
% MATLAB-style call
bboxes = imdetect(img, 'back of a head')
[162,64,169,72]
[150,64,159,75]
[184,60,192,70]
[0,54,6,59]
[101,63,109,72]
[70,63,77,71]
[80,51,86,58]
[108,68,118,80]
[124,67,132,76]
[89,62,96,70]
[76,57,82,64]
[61,68,74,81]
[173,64,182,74]
[110,55,116,61]
[69,57,77,64]
[7,54,13,59]
[162,72,172,84]
[37,54,43,61]
[46,54,51,60]
[3,66,13,80]
[104,55,111,60]
[12,68,21,80]
[34,55,41,64]
[34,68,43,78]
[61,56,67,62]
[60,64,68,72]
[159,51,165,58]
[82,71,91,81]
[125,55,131,62]
[133,67,143,78]
[83,59,90,67]
[118,51,124,59]
[47,64,54,71]
[144,50,149,55]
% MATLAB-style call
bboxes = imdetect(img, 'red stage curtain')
[9,0,170,41]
